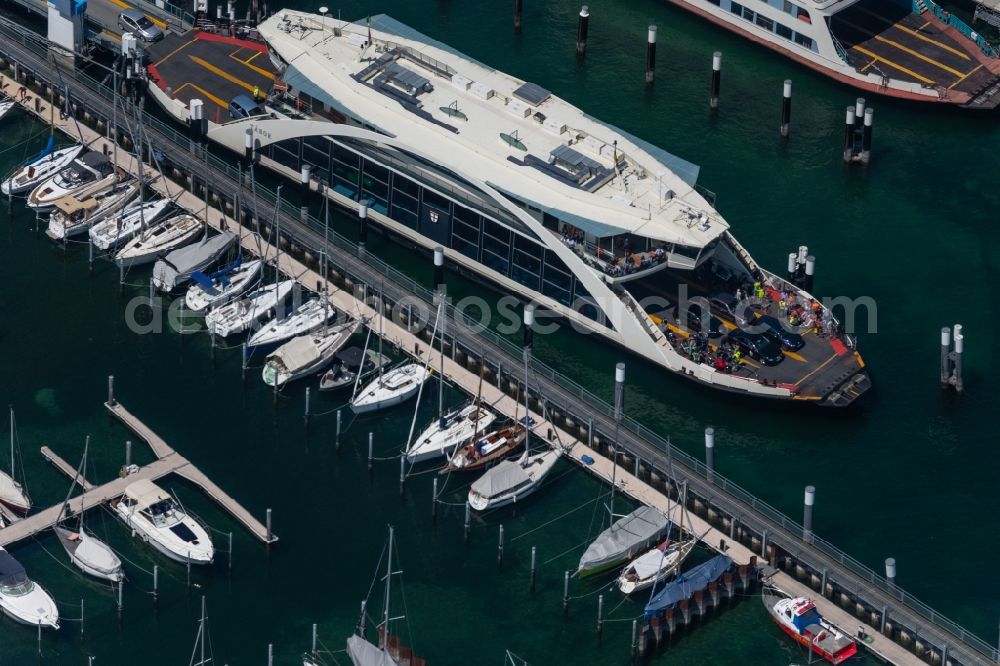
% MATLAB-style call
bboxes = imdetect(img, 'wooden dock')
[0,402,275,548]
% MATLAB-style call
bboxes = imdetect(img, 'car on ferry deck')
[728,329,784,366]
[751,314,805,352]
[118,9,164,42]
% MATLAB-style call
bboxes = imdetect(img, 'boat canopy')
[74,535,120,573]
[161,231,235,273]
[471,459,529,498]
[579,505,669,571]
[644,554,732,616]
[346,634,400,666]
[0,550,27,586]
[629,546,670,580]
[123,478,172,511]
[271,335,321,369]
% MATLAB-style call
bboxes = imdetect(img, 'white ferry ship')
[145,15,871,405]
[663,0,1000,108]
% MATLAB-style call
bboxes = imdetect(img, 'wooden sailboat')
[53,437,124,583]
[441,358,526,473]
[0,407,30,514]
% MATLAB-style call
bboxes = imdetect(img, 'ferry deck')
[831,0,1000,99]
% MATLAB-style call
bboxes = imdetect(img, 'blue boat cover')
[644,554,732,617]
[0,550,27,586]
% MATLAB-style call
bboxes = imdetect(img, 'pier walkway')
[0,25,994,666]
[0,402,275,547]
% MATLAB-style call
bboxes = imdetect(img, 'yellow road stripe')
[795,352,838,387]
[245,51,263,65]
[153,37,196,68]
[859,58,878,73]
[948,63,984,89]
[172,82,228,110]
[851,45,935,84]
[188,55,256,93]
[873,34,966,78]
[857,7,971,60]
[783,350,807,363]
[228,53,275,81]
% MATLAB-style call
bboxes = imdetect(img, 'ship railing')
[829,33,851,65]
[924,0,998,57]
[3,24,997,662]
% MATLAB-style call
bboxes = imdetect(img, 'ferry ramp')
[831,0,1000,102]
[145,31,276,123]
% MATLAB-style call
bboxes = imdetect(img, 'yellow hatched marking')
[188,55,256,93]
[872,34,966,78]
[172,82,228,110]
[153,37,196,67]
[948,63,984,89]
[856,7,971,60]
[851,45,935,84]
[228,52,275,80]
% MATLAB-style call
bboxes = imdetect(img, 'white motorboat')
[110,478,214,565]
[468,446,561,511]
[0,407,30,514]
[1,142,83,195]
[185,258,263,312]
[0,548,59,629]
[0,99,15,121]
[89,197,172,251]
[54,526,124,583]
[247,297,335,349]
[616,537,696,595]
[350,363,428,414]
[27,152,121,210]
[405,403,496,464]
[152,231,237,292]
[205,279,296,337]
[262,319,360,387]
[46,181,139,241]
[114,214,203,268]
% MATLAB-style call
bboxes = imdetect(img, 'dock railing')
[0,22,997,664]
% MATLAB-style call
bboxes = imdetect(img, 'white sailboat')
[204,278,296,337]
[0,98,16,121]
[185,258,263,312]
[46,181,139,241]
[1,142,83,195]
[0,407,30,514]
[89,197,172,251]
[27,152,121,210]
[247,297,335,349]
[346,526,423,666]
[0,548,59,629]
[113,214,203,268]
[468,347,560,511]
[110,478,214,565]
[351,297,428,414]
[189,596,215,666]
[262,318,361,387]
[53,438,124,583]
[616,536,696,595]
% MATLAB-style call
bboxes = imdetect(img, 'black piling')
[497,524,504,569]
[861,108,874,165]
[576,6,590,57]
[463,500,471,542]
[710,51,721,110]
[645,25,656,86]
[529,546,537,592]
[562,570,570,613]
[842,105,856,163]
[358,200,368,257]
[780,79,791,137]
[367,432,374,476]
[514,0,522,31]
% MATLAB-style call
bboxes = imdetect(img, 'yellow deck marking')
[794,352,838,387]
[783,350,807,363]
[851,45,935,84]
[188,55,256,93]
[228,52,275,80]
[153,37,196,68]
[859,58,878,73]
[245,51,263,65]
[172,82,228,110]
[854,7,971,60]
[873,35,966,78]
[948,63,984,89]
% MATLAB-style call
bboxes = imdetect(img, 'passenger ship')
[663,0,1000,108]
[147,13,871,405]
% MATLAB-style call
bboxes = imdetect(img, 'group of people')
[666,329,745,374]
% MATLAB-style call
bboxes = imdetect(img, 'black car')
[728,329,784,366]
[751,315,805,351]
[682,304,723,338]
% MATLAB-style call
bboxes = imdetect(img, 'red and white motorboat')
[763,591,858,664]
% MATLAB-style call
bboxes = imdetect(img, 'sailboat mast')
[322,191,330,321]
[382,526,394,648]
[377,285,384,382]
[438,302,444,419]
[274,185,282,289]
[8,406,12,476]
[200,595,206,666]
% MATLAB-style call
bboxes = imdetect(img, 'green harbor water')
[1,0,998,663]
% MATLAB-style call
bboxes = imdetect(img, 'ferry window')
[453,216,480,245]
[392,173,419,199]
[514,234,543,263]
[793,32,813,49]
[755,14,773,31]
[482,219,512,248]
[451,235,479,261]
[304,135,331,158]
[511,265,540,291]
[392,189,417,215]
[422,188,452,214]
[271,143,299,172]
[775,22,792,39]
[542,211,560,231]
[330,160,359,198]
[362,159,389,186]
[332,143,360,169]
[729,2,743,16]
[542,280,572,306]
[706,0,719,5]
[454,204,479,228]
[742,6,754,21]
[390,204,417,230]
